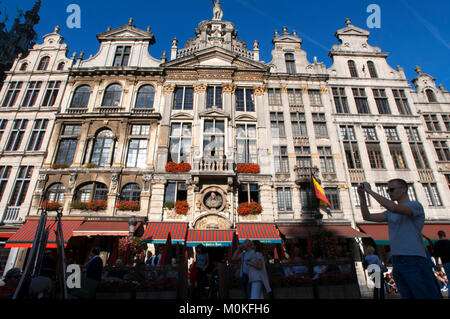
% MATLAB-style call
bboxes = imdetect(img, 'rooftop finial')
[54,25,60,33]
[129,17,134,25]
[345,18,351,26]
[282,26,288,34]
[415,65,422,75]
[212,0,223,20]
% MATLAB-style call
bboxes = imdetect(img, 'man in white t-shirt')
[358,178,441,299]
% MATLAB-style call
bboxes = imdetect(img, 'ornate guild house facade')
[0,4,448,293]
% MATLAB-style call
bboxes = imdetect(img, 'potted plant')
[174,200,189,215]
[163,201,175,209]
[115,201,140,211]
[51,163,70,169]
[40,201,62,211]
[236,163,260,174]
[118,237,147,265]
[85,163,99,169]
[237,201,263,215]
[165,161,191,173]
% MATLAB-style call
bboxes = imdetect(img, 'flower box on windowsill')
[236,163,260,174]
[237,201,263,216]
[40,201,62,211]
[115,201,140,211]
[70,200,107,211]
[51,163,70,169]
[85,163,99,169]
[165,162,191,173]
[174,200,189,215]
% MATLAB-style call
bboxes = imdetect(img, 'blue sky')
[1,0,449,88]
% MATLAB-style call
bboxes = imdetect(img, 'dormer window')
[37,57,50,71]
[57,62,65,71]
[285,53,296,74]
[113,46,131,67]
[367,61,378,78]
[425,89,437,103]
[20,63,28,71]
[348,60,358,78]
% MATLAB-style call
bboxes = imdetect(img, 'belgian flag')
[312,176,331,208]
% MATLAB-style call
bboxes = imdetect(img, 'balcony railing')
[66,108,87,114]
[418,169,435,182]
[348,169,365,183]
[192,158,234,174]
[3,206,20,223]
[294,166,319,184]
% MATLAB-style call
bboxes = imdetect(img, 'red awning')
[142,222,188,244]
[357,224,389,242]
[5,219,83,249]
[421,224,450,240]
[72,220,140,237]
[236,223,282,244]
[278,224,370,239]
[186,229,235,247]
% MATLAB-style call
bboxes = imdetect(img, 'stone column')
[254,86,269,173]
[155,85,175,172]
[45,122,62,167]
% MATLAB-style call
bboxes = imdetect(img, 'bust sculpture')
[205,192,223,210]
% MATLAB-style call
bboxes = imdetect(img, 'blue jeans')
[392,255,442,299]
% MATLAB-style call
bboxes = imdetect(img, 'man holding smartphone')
[357,178,441,299]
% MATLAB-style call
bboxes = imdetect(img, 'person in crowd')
[0,268,22,299]
[246,240,271,299]
[434,270,448,292]
[232,239,254,299]
[364,246,386,299]
[194,244,209,298]
[357,179,442,299]
[434,230,450,277]
[86,248,103,298]
[28,276,53,299]
[384,273,398,294]
[145,251,153,266]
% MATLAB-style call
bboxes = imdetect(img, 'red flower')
[115,201,140,211]
[165,161,191,173]
[236,163,260,174]
[40,201,62,211]
[237,201,263,215]
[174,200,190,215]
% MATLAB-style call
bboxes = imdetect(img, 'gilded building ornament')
[281,86,288,93]
[320,87,328,94]
[222,84,236,93]
[253,86,266,96]
[194,83,207,93]
[163,84,175,93]
[301,87,308,94]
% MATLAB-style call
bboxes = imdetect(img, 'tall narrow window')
[268,88,282,105]
[308,89,322,106]
[70,86,91,109]
[27,119,48,151]
[37,57,50,71]
[57,62,65,71]
[277,187,293,211]
[348,60,358,77]
[127,139,148,168]
[422,183,442,206]
[366,144,385,169]
[423,114,442,131]
[102,84,122,107]
[90,130,114,167]
[287,88,303,107]
[270,112,286,138]
[236,124,257,164]
[332,87,349,113]
[203,120,224,159]
[285,53,296,74]
[353,88,370,114]
[113,46,131,67]
[235,88,254,112]
[441,114,450,131]
[5,119,28,151]
[135,85,155,109]
[2,81,23,107]
[290,112,307,137]
[169,122,192,163]
[273,146,289,173]
[325,188,340,210]
[173,86,194,110]
[373,89,391,114]
[367,61,378,78]
[295,146,311,168]
[0,166,11,201]
[312,113,328,138]
[238,183,259,204]
[42,81,61,107]
[0,119,7,141]
[389,144,407,169]
[405,126,430,169]
[425,89,437,103]
[384,126,399,142]
[341,126,361,169]
[164,182,187,204]
[433,141,450,161]
[206,86,223,109]
[9,166,33,206]
[318,146,335,173]
[392,89,412,115]
[22,81,42,107]
[55,124,81,166]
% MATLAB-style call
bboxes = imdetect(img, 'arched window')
[425,89,437,102]
[90,129,114,167]
[70,85,91,109]
[120,183,141,202]
[74,182,108,202]
[57,62,65,71]
[135,85,155,109]
[285,53,296,74]
[20,63,28,71]
[348,60,358,77]
[102,84,122,106]
[367,61,378,78]
[46,183,65,202]
[37,56,50,71]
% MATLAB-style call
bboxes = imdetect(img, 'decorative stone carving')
[69,173,77,191]
[222,84,236,93]
[37,174,48,191]
[194,83,207,93]
[253,86,266,96]
[204,192,223,210]
[143,174,152,191]
[163,84,175,93]
[110,173,120,192]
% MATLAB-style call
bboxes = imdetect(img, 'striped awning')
[72,220,140,237]
[5,219,83,249]
[186,229,235,247]
[142,222,188,244]
[236,223,282,244]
